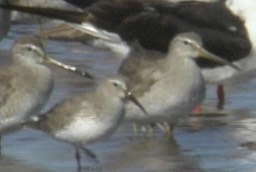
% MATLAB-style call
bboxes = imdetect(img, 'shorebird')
[0,35,93,152]
[118,32,240,135]
[26,75,147,169]
[0,0,251,109]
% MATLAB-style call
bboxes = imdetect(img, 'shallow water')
[1,23,256,172]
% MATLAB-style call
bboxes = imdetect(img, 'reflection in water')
[102,128,203,172]
[1,23,256,172]
[0,155,48,172]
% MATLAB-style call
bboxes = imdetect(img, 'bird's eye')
[184,40,190,45]
[113,82,119,87]
[27,46,34,51]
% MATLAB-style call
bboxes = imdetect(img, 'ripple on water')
[1,23,256,172]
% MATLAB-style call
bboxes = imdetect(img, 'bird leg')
[164,122,176,139]
[75,147,82,170]
[0,135,2,155]
[217,84,225,110]
[75,146,100,171]
[148,123,157,137]
[157,122,168,133]
[81,147,99,164]
[132,123,138,135]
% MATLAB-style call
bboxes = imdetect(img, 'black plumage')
[0,0,251,68]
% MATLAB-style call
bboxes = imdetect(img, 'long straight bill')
[126,91,148,116]
[45,56,94,79]
[193,43,242,71]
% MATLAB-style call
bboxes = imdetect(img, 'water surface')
[1,23,256,172]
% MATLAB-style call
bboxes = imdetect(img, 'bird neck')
[12,54,40,68]
[95,84,125,115]
[166,48,197,72]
